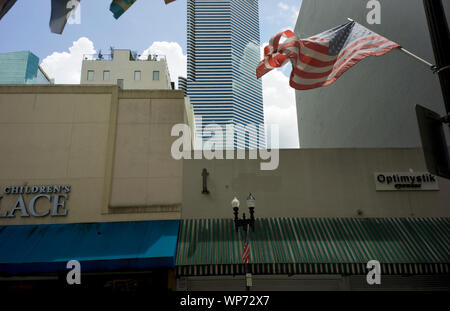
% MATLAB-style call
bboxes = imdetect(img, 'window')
[153,71,160,81]
[87,70,94,81]
[134,71,141,81]
[103,70,110,81]
[117,79,124,89]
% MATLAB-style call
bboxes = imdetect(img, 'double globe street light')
[231,193,256,291]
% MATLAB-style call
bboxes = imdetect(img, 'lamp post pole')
[232,193,256,291]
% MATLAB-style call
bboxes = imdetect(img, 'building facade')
[294,0,450,148]
[0,51,53,85]
[0,85,186,293]
[81,49,172,90]
[184,0,264,149]
[0,84,449,292]
[177,149,450,290]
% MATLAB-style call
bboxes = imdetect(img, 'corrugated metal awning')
[176,218,450,276]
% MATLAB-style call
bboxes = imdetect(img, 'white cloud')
[260,42,299,148]
[40,37,96,84]
[262,69,299,149]
[278,2,290,11]
[140,41,187,88]
[277,1,300,30]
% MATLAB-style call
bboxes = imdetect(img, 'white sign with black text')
[374,172,439,191]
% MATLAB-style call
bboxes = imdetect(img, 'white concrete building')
[294,0,450,148]
[80,49,172,90]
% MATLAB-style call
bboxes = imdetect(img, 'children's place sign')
[374,172,439,191]
[0,185,70,218]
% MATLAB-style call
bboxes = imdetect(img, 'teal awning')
[176,218,450,276]
[0,220,179,275]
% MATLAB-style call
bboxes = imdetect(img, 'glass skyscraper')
[0,51,53,85]
[184,0,264,149]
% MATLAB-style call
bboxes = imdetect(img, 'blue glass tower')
[0,51,52,85]
[186,0,264,149]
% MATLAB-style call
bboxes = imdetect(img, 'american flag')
[256,21,401,90]
[241,233,250,264]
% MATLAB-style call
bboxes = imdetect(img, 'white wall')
[182,149,450,219]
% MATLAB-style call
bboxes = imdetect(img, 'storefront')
[175,217,450,291]
[178,149,450,290]
[1,85,449,292]
[0,85,187,292]
[0,220,179,293]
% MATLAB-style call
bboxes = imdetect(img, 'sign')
[374,172,439,191]
[415,105,450,179]
[0,185,70,218]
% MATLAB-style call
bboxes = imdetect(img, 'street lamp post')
[232,193,256,291]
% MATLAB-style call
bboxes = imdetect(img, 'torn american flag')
[256,21,401,90]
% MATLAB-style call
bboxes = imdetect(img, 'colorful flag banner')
[241,233,250,264]
[110,0,136,19]
[110,0,176,19]
[49,0,80,34]
[0,0,17,20]
[257,21,401,90]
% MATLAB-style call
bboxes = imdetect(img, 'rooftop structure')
[80,49,172,90]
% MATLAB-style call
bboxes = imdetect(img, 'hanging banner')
[50,0,80,34]
[0,0,17,20]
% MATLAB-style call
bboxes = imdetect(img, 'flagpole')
[398,47,434,68]
[244,230,250,291]
[347,18,434,69]
[232,194,255,291]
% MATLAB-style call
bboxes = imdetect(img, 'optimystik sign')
[374,172,439,191]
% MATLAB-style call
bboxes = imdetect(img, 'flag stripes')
[257,21,401,90]
[242,233,250,264]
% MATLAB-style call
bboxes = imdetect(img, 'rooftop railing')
[82,53,167,61]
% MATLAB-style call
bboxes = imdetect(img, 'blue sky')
[0,0,301,58]
[0,0,302,148]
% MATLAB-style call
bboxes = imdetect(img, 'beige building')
[0,85,184,225]
[182,149,450,219]
[0,85,448,292]
[80,49,172,90]
[176,149,450,291]
[0,85,185,292]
